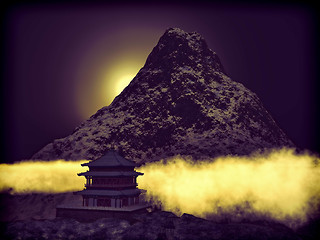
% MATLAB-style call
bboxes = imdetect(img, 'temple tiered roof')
[81,150,137,167]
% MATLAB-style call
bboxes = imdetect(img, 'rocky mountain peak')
[32,28,294,163]
[144,27,225,74]
[113,28,225,107]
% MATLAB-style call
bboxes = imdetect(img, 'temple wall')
[85,197,141,208]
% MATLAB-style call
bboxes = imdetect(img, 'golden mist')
[138,148,320,225]
[0,160,87,193]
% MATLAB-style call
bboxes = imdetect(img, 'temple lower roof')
[75,188,143,197]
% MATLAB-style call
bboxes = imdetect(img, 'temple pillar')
[111,198,116,208]
[88,198,94,207]
[116,199,120,208]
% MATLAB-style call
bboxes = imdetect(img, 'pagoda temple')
[76,150,144,208]
[56,150,150,221]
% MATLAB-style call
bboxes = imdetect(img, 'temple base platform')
[56,203,152,222]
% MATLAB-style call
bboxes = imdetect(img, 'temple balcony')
[85,183,138,188]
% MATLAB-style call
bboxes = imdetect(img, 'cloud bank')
[138,149,320,226]
[0,160,87,193]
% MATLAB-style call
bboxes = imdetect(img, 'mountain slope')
[32,28,294,163]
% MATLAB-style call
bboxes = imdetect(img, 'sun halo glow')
[115,74,134,96]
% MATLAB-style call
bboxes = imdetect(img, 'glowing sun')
[115,74,134,96]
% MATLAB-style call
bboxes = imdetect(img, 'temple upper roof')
[81,150,137,168]
[78,171,143,177]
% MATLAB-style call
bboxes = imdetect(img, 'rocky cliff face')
[32,28,294,163]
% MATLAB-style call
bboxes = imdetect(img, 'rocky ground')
[0,193,319,240]
[0,192,81,222]
[1,211,314,240]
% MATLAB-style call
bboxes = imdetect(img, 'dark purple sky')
[1,1,319,163]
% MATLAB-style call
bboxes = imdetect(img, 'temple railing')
[85,183,137,188]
